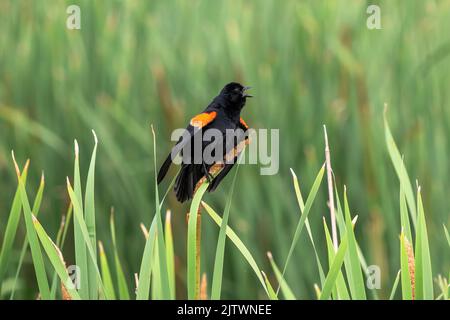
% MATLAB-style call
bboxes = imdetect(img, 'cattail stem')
[324,125,338,251]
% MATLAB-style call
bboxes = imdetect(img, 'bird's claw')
[202,162,213,183]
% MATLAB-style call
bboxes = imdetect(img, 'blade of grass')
[151,235,163,299]
[110,210,130,300]
[55,214,66,247]
[436,275,448,300]
[333,181,354,294]
[13,153,51,299]
[279,165,325,289]
[389,270,401,300]
[314,284,321,299]
[10,172,45,299]
[414,187,433,299]
[85,131,98,299]
[135,142,177,301]
[435,292,445,300]
[32,214,81,300]
[67,179,111,299]
[384,107,417,227]
[320,230,349,300]
[202,201,269,297]
[160,168,180,208]
[323,125,338,250]
[333,179,346,236]
[72,140,89,299]
[0,159,30,289]
[98,241,116,300]
[136,217,157,300]
[50,206,72,299]
[444,225,450,248]
[333,183,378,299]
[323,218,350,300]
[343,187,366,299]
[289,168,326,286]
[400,184,413,244]
[211,160,241,300]
[355,243,380,300]
[150,125,170,299]
[61,204,73,248]
[267,252,296,300]
[261,271,278,300]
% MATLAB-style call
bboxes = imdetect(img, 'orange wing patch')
[239,117,249,129]
[190,111,217,128]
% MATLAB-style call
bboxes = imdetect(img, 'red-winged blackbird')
[157,82,252,202]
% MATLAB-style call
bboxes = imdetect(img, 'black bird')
[157,82,252,202]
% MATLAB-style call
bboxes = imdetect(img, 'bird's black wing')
[157,110,218,184]
[207,118,250,192]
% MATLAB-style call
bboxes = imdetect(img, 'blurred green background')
[0,0,449,299]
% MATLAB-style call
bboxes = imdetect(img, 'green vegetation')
[0,0,449,299]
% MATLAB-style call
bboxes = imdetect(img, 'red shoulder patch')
[190,111,217,128]
[240,117,249,129]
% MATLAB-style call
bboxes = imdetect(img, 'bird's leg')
[202,162,213,183]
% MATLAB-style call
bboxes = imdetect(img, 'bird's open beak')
[243,86,253,98]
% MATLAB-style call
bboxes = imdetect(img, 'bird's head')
[219,82,252,109]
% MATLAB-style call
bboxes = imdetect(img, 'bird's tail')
[174,164,204,203]
[157,153,173,184]
[174,165,193,202]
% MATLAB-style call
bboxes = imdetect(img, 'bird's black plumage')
[157,82,252,202]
